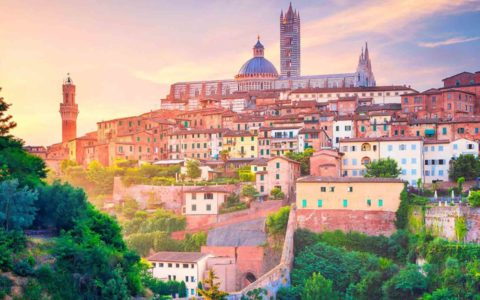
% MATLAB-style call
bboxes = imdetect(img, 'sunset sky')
[1,0,480,146]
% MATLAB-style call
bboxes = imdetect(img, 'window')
[192,193,196,200]
[442,127,447,135]
[352,159,357,166]
[317,199,323,208]
[347,186,353,192]
[402,169,406,175]
[276,162,280,169]
[276,174,280,180]
[399,144,406,151]
[204,193,214,200]
[439,170,444,176]
[453,144,458,150]
[438,145,444,152]
[260,174,264,181]
[367,199,371,206]
[191,204,196,211]
[411,144,416,150]
[206,204,211,211]
[321,187,326,192]
[330,187,335,192]
[457,128,465,134]
[302,199,307,208]
[260,186,264,192]
[343,159,348,166]
[411,158,417,164]
[378,199,383,207]
[343,199,348,207]
[411,169,417,175]
[168,263,172,268]
[388,145,393,151]
[401,158,407,164]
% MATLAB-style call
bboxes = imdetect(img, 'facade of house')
[255,156,301,201]
[296,176,404,235]
[184,186,230,215]
[147,252,212,297]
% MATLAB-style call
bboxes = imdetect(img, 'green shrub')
[13,259,35,276]
[0,275,12,298]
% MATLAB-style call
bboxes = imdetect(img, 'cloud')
[302,0,480,48]
[418,36,480,48]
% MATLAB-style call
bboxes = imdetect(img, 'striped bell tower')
[60,73,79,143]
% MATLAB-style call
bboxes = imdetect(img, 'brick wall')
[296,209,397,236]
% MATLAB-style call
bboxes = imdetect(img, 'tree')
[266,206,290,236]
[198,269,228,300]
[0,179,38,231]
[186,159,201,179]
[449,154,479,181]
[178,281,187,298]
[270,187,285,200]
[86,160,114,195]
[302,272,338,300]
[0,137,46,187]
[285,148,314,175]
[0,94,17,136]
[225,193,240,208]
[241,185,259,201]
[382,264,427,300]
[364,158,401,178]
[467,190,480,207]
[34,181,88,231]
[123,197,139,219]
[457,177,465,193]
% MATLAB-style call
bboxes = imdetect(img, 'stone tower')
[280,2,300,78]
[355,42,376,87]
[60,74,78,143]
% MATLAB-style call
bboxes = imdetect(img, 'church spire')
[364,42,369,60]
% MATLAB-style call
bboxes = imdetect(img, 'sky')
[1,0,479,146]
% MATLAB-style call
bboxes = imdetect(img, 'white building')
[339,137,423,186]
[379,138,424,186]
[184,186,230,215]
[289,86,417,105]
[148,252,213,297]
[333,119,354,147]
[423,138,478,183]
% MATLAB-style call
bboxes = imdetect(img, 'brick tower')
[60,74,78,143]
[280,2,301,78]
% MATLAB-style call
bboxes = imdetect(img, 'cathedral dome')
[237,57,279,77]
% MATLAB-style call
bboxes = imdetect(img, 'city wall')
[296,209,397,236]
[227,205,297,299]
[423,204,480,242]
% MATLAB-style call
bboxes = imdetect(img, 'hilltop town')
[7,2,480,300]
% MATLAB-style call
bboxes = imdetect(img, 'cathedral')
[165,3,376,102]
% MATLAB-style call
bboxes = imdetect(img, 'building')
[296,176,404,236]
[184,186,231,215]
[339,137,424,186]
[280,3,300,77]
[255,156,301,201]
[60,74,79,143]
[309,149,343,177]
[222,130,258,158]
[163,4,378,109]
[147,251,212,297]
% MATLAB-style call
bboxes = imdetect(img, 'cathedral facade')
[165,3,376,103]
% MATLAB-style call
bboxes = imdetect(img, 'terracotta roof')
[291,85,416,94]
[339,136,422,143]
[186,186,232,193]
[268,156,301,165]
[147,252,209,263]
[223,130,255,137]
[423,139,450,144]
[250,157,269,166]
[297,176,404,183]
[168,128,226,136]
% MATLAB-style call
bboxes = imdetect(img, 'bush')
[13,259,35,276]
[266,206,290,236]
[0,275,12,298]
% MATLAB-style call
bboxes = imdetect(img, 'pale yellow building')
[222,130,258,158]
[184,186,230,215]
[296,176,404,212]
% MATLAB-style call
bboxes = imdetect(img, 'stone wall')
[226,205,297,299]
[296,209,397,236]
[424,204,480,242]
[112,177,238,214]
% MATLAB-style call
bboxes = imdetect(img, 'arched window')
[361,143,371,151]
[361,157,371,165]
